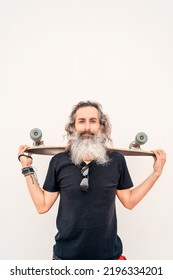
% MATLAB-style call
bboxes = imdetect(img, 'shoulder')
[49,152,71,166]
[107,150,127,169]
[107,150,125,161]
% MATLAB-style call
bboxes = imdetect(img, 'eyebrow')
[77,117,98,121]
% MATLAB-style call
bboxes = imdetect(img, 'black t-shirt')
[43,151,133,260]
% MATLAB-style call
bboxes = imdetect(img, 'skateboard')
[26,128,154,156]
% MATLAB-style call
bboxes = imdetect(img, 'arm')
[116,149,166,210]
[18,145,59,214]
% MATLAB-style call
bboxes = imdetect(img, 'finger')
[151,150,166,160]
[18,145,30,155]
[151,149,165,154]
[151,150,159,157]
[18,145,26,155]
[25,147,33,157]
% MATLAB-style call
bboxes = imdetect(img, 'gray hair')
[65,101,112,149]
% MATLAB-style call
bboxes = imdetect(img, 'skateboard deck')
[26,146,154,156]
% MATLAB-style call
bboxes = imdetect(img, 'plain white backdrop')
[0,0,172,259]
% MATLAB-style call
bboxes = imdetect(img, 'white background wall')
[0,0,172,259]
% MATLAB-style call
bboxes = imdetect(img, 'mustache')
[80,130,95,136]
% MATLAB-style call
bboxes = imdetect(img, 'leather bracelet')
[18,154,33,162]
[22,166,35,176]
[21,166,39,185]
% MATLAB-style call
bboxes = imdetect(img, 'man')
[18,101,166,260]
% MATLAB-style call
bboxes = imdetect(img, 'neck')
[83,156,93,164]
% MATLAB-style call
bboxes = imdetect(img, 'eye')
[90,119,97,123]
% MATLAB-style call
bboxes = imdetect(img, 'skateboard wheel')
[135,132,148,145]
[30,128,42,142]
[129,141,141,149]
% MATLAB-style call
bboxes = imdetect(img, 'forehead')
[75,106,99,119]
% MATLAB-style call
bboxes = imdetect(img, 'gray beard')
[70,132,110,165]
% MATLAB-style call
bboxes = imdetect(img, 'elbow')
[36,207,49,214]
[121,197,137,210]
[37,210,47,214]
[126,205,134,210]
[124,202,136,210]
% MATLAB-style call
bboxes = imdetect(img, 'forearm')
[128,149,166,209]
[117,149,166,210]
[23,173,47,213]
[128,171,161,209]
[18,145,59,213]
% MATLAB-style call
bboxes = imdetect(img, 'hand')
[152,149,166,176]
[18,145,33,168]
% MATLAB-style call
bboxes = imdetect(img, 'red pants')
[117,255,127,260]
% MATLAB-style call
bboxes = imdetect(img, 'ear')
[100,123,105,132]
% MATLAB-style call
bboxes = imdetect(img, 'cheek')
[74,123,83,132]
[94,124,101,132]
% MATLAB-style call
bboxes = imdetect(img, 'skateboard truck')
[30,128,44,146]
[129,132,148,150]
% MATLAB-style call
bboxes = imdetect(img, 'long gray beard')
[70,132,110,165]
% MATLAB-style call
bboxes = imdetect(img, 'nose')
[84,121,91,131]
